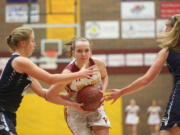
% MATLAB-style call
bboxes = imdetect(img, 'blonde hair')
[6,27,33,52]
[158,14,180,52]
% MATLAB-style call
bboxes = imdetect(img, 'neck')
[75,61,89,69]
[14,49,26,57]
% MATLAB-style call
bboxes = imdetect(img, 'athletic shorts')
[65,105,111,135]
[0,109,16,135]
[160,83,180,130]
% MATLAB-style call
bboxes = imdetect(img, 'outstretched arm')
[46,83,87,112]
[29,78,85,112]
[105,48,169,103]
[12,57,95,85]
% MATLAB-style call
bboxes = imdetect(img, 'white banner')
[6,4,39,23]
[144,53,157,66]
[107,54,125,67]
[121,1,155,19]
[126,54,143,66]
[85,21,119,39]
[122,21,155,39]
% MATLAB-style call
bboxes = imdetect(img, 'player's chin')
[80,58,88,62]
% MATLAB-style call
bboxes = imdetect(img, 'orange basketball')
[77,85,103,111]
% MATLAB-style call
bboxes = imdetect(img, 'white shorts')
[125,114,139,125]
[148,115,161,125]
[65,105,111,135]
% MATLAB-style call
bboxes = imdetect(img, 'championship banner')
[160,1,180,18]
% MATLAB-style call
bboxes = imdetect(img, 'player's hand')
[105,89,122,104]
[79,65,98,79]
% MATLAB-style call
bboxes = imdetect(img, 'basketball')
[77,85,103,111]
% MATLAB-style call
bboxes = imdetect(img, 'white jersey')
[65,58,102,102]
[125,105,140,125]
[64,58,111,135]
[147,106,161,125]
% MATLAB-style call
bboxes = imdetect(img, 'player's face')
[165,19,173,32]
[73,41,91,64]
[25,32,36,57]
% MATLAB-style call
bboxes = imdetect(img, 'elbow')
[45,91,54,101]
[141,77,153,86]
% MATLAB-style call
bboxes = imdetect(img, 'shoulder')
[158,47,169,56]
[62,69,72,74]
[92,57,105,65]
[12,56,34,73]
[136,105,140,110]
[92,57,105,68]
[126,105,130,109]
[64,60,78,72]
[13,56,32,66]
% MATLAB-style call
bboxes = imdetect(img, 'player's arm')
[46,79,86,112]
[46,69,72,103]
[94,58,108,93]
[29,79,47,98]
[106,47,169,103]
[12,57,94,85]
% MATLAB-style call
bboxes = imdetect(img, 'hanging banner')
[7,0,37,2]
[122,21,155,39]
[160,1,180,18]
[6,4,39,23]
[85,21,119,39]
[121,1,155,19]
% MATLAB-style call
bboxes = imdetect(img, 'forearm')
[49,72,81,85]
[120,76,151,96]
[102,76,108,93]
[46,94,75,107]
[30,79,47,99]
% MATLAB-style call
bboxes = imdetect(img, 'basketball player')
[46,37,111,135]
[105,14,180,135]
[147,100,161,135]
[0,27,94,135]
[125,99,140,135]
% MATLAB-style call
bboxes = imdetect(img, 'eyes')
[76,48,90,53]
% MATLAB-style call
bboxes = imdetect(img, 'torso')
[65,58,102,101]
[167,49,180,83]
[0,54,32,113]
[148,106,161,115]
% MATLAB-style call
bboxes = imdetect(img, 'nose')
[82,51,86,56]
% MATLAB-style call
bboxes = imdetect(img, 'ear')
[19,41,26,47]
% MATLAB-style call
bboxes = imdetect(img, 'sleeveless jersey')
[167,49,180,83]
[0,54,32,113]
[65,58,102,101]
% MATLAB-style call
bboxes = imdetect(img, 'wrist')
[75,71,83,78]
[118,89,124,97]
